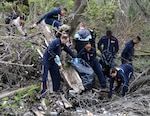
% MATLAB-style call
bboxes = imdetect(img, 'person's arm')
[74,32,80,40]
[121,43,129,59]
[114,38,119,55]
[47,40,58,58]
[97,37,103,53]
[130,47,134,61]
[119,71,129,96]
[77,48,85,58]
[86,34,92,40]
[108,78,115,98]
[63,45,76,58]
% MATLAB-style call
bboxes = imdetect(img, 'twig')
[0,60,34,67]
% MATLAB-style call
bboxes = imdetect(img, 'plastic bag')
[68,58,95,90]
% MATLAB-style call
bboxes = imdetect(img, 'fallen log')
[0,60,34,67]
[0,85,37,99]
[60,93,72,108]
[129,75,150,92]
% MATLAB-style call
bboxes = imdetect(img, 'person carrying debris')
[98,30,119,77]
[77,42,106,88]
[108,64,133,98]
[74,22,92,53]
[33,7,67,30]
[121,36,141,64]
[41,33,77,97]
[5,13,27,36]
[97,30,119,57]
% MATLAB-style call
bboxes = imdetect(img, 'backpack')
[100,50,114,75]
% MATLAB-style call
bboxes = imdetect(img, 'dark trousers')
[91,59,106,88]
[41,61,61,97]
[45,18,62,29]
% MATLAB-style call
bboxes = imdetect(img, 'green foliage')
[85,0,118,28]
[17,4,29,15]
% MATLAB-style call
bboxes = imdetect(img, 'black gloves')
[24,33,28,36]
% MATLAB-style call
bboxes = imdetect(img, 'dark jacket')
[98,35,119,56]
[77,47,97,66]
[37,8,61,24]
[121,40,134,62]
[109,64,133,95]
[43,38,76,63]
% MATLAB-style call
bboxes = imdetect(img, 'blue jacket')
[98,35,119,55]
[43,38,76,63]
[109,64,133,94]
[121,40,134,62]
[74,29,92,41]
[77,47,97,66]
[37,8,61,24]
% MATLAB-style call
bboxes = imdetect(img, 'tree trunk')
[69,0,88,36]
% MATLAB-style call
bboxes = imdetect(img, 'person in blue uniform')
[121,36,141,64]
[77,42,106,88]
[108,64,133,98]
[35,7,67,29]
[74,22,92,53]
[97,30,119,56]
[41,33,76,97]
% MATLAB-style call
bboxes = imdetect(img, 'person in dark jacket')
[74,22,92,53]
[41,33,76,97]
[121,36,141,64]
[33,7,67,29]
[98,30,119,56]
[77,43,106,88]
[108,64,133,98]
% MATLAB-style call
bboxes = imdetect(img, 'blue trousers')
[45,18,62,29]
[90,59,106,88]
[41,60,61,97]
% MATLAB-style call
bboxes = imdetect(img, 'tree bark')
[69,0,88,36]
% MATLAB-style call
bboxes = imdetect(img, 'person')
[97,30,119,57]
[34,7,67,30]
[108,64,133,98]
[41,33,76,98]
[121,36,141,64]
[77,42,106,88]
[74,22,92,53]
[89,28,96,48]
[5,13,27,36]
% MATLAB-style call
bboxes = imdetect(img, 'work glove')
[73,58,78,64]
[55,55,62,67]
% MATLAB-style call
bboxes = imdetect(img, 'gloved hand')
[55,55,62,66]
[74,58,78,64]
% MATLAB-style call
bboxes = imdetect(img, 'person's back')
[74,22,92,53]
